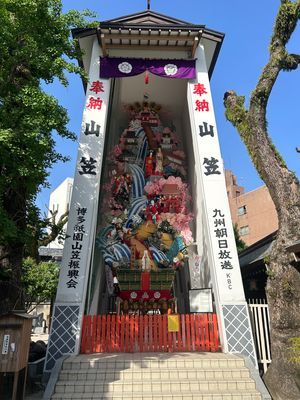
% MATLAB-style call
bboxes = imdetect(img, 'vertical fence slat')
[120,315,125,352]
[177,315,183,352]
[181,314,186,351]
[115,315,119,352]
[150,315,154,352]
[96,316,101,352]
[111,315,116,352]
[208,313,214,352]
[258,308,266,368]
[86,315,92,353]
[194,314,200,351]
[190,314,195,352]
[173,331,177,352]
[199,313,205,351]
[81,316,87,353]
[139,314,144,352]
[144,315,149,352]
[158,314,163,351]
[100,315,105,352]
[134,315,138,352]
[185,314,191,351]
[153,315,158,352]
[263,305,272,367]
[163,315,168,352]
[130,315,134,352]
[106,314,111,352]
[212,313,219,352]
[91,315,97,353]
[125,315,130,352]
[167,317,173,353]
[204,314,210,351]
[134,315,139,352]
[254,306,262,358]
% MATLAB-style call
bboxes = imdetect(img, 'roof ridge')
[100,10,197,26]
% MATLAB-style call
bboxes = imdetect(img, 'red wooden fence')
[81,313,219,354]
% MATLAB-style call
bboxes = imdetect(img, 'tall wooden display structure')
[45,9,257,372]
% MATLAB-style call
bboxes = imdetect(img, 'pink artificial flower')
[112,145,122,157]
[173,150,186,159]
[111,209,123,217]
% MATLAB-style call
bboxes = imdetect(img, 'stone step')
[50,354,265,400]
[54,379,257,394]
[63,354,246,371]
[58,367,251,381]
[51,391,262,400]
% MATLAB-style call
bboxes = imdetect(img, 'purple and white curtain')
[100,57,196,79]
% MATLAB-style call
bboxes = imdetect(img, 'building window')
[239,225,250,236]
[238,205,247,216]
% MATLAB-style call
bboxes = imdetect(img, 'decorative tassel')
[145,70,149,84]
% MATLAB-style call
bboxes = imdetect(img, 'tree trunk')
[264,236,300,399]
[225,87,300,398]
[0,244,25,314]
[0,181,27,314]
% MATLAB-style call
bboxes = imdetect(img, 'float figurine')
[146,199,160,225]
[154,147,164,175]
[141,249,152,271]
[145,150,154,177]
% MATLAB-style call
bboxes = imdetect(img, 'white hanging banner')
[187,44,245,303]
[56,39,111,303]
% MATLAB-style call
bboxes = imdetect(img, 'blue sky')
[36,0,300,212]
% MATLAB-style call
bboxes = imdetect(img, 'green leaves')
[22,257,59,309]
[0,0,95,247]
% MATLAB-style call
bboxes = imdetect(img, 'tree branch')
[223,91,249,144]
[250,1,300,110]
[282,53,300,70]
[224,1,300,225]
[38,210,69,247]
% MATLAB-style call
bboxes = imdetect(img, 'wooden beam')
[96,27,102,48]
[105,44,191,52]
[104,33,196,42]
[191,36,199,58]
[100,33,107,56]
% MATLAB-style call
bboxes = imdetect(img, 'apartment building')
[226,170,278,246]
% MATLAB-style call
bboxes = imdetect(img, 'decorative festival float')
[95,100,193,316]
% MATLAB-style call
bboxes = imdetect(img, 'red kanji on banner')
[195,99,209,112]
[193,83,207,96]
[89,80,104,94]
[87,97,103,110]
